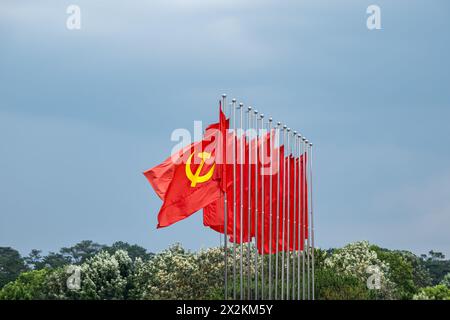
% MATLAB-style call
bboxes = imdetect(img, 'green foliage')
[324,241,395,299]
[105,241,153,262]
[0,269,50,300]
[2,241,449,300]
[25,241,152,273]
[413,285,450,300]
[60,240,105,264]
[45,250,134,300]
[440,273,450,288]
[371,246,417,299]
[315,268,371,300]
[399,251,432,289]
[25,249,72,270]
[0,247,27,289]
[422,259,450,285]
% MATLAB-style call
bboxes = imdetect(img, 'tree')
[105,241,153,262]
[413,285,450,300]
[428,250,446,261]
[324,241,396,299]
[399,251,432,289]
[44,250,134,300]
[0,247,27,289]
[422,256,450,285]
[0,269,50,300]
[24,249,43,270]
[441,273,450,288]
[60,240,105,264]
[315,269,371,300]
[41,252,72,269]
[371,247,417,299]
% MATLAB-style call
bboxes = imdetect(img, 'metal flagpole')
[254,109,259,300]
[232,99,237,300]
[309,142,315,300]
[305,138,310,300]
[302,136,306,300]
[268,117,273,300]
[281,124,287,300]
[274,122,281,300]
[292,131,297,300]
[222,94,228,300]
[239,103,244,300]
[286,128,291,300]
[297,134,302,300]
[247,106,252,300]
[260,114,265,299]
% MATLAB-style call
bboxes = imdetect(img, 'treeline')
[0,241,153,289]
[0,241,449,300]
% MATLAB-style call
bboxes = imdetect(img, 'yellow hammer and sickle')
[185,152,215,187]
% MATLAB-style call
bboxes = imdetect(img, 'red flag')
[143,120,225,228]
[299,153,307,251]
[204,135,253,243]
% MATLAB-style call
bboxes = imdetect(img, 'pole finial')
[254,110,258,114]
[239,102,244,108]
[248,106,252,111]
[232,98,236,103]
[260,114,264,119]
[310,143,313,146]
[293,130,297,135]
[305,139,309,144]
[222,93,227,98]
[283,125,287,129]
[269,117,273,122]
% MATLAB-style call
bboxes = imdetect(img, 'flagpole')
[254,109,259,300]
[222,94,228,300]
[292,131,297,300]
[232,99,237,300]
[309,142,315,301]
[260,114,265,299]
[268,117,273,300]
[297,134,302,300]
[239,102,244,300]
[275,122,281,300]
[281,124,287,300]
[247,106,252,300]
[304,138,310,300]
[302,136,306,300]
[286,128,291,300]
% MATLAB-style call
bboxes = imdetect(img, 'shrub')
[0,269,50,300]
[413,285,450,300]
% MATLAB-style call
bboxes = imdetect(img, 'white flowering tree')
[44,249,134,300]
[324,241,395,299]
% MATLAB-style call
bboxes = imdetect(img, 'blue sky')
[1,0,449,257]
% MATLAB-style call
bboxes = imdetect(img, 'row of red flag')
[144,104,308,254]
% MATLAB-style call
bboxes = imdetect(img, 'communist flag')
[203,134,253,243]
[300,152,308,250]
[143,109,228,228]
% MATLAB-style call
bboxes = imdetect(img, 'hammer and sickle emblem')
[185,152,215,187]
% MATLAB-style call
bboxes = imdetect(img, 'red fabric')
[203,136,254,243]
[202,127,309,255]
[299,153,307,251]
[143,115,228,228]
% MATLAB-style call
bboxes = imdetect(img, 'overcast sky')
[1,0,449,257]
